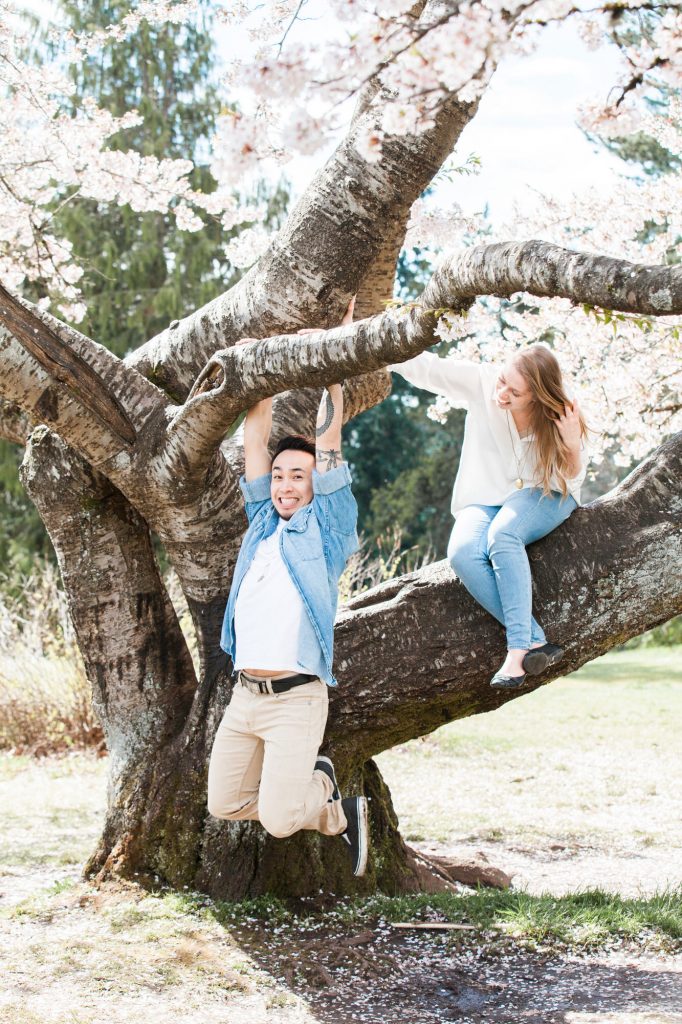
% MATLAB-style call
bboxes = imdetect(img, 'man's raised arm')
[313,297,354,475]
[232,337,273,481]
[243,396,273,481]
[315,384,344,474]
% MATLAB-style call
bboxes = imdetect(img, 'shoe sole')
[353,796,369,877]
[523,646,564,676]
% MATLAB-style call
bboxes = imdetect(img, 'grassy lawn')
[375,647,682,856]
[0,753,107,876]
[2,646,680,881]
[1,648,681,1023]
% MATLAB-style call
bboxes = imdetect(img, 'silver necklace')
[505,412,532,489]
[253,530,281,583]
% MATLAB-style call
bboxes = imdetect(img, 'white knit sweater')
[390,352,587,517]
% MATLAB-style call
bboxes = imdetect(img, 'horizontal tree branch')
[421,239,682,314]
[168,240,682,473]
[3,239,680,610]
[0,285,168,468]
[0,284,136,445]
[329,428,682,761]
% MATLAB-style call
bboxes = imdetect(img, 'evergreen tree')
[1,0,289,589]
[49,0,288,356]
[343,247,465,558]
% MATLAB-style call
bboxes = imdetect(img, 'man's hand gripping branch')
[236,297,355,480]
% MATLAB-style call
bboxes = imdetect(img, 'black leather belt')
[238,671,318,694]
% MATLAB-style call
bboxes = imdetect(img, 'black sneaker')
[522,642,565,675]
[315,755,341,801]
[340,796,369,877]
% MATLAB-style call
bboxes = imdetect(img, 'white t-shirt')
[390,353,587,516]
[233,519,317,674]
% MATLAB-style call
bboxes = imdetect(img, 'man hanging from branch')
[207,301,369,877]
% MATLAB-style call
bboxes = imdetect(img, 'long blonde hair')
[512,345,588,497]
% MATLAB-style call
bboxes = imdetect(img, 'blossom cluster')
[0,1,260,318]
[205,1,682,172]
[2,0,681,459]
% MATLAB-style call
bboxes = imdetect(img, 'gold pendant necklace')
[505,412,531,489]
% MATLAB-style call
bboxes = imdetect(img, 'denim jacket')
[220,462,359,686]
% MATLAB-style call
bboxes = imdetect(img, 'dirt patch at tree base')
[2,870,681,1024]
[235,916,682,1024]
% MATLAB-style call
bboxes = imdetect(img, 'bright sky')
[28,1,629,222]
[256,16,628,222]
[449,22,626,220]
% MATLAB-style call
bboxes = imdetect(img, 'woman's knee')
[448,534,484,576]
[486,521,524,558]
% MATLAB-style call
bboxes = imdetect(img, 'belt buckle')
[239,672,272,695]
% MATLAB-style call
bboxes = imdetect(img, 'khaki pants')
[207,678,347,838]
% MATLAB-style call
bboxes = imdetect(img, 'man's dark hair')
[272,434,316,462]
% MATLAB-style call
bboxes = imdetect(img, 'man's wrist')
[240,472,272,501]
[313,462,352,494]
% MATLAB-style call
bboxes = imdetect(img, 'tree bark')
[20,429,208,882]
[125,92,476,399]
[3,236,681,895]
[0,397,30,445]
[198,430,681,895]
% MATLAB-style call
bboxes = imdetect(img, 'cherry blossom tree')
[1,0,681,896]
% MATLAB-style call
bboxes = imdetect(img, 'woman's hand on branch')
[296,296,356,336]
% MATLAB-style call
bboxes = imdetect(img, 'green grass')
[572,646,682,684]
[345,887,682,949]
[133,884,682,953]
[376,646,682,849]
[435,648,682,756]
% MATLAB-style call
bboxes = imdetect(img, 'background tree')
[0,0,288,590]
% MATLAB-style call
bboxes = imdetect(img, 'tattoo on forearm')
[316,448,341,470]
[316,391,335,437]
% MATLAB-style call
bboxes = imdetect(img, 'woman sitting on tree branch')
[390,344,588,689]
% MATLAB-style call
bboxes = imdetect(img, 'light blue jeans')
[447,488,577,650]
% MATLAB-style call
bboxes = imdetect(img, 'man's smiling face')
[270,448,315,519]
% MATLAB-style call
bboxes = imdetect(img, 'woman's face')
[494,360,534,417]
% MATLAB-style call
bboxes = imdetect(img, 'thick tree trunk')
[20,429,206,883]
[5,237,681,897]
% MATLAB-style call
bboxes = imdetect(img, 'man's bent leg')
[256,681,347,838]
[207,684,263,821]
